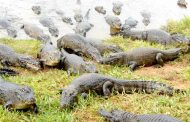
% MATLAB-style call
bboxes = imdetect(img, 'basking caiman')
[99,109,181,122]
[99,47,181,71]
[38,42,61,67]
[0,44,41,71]
[121,29,190,45]
[57,34,102,62]
[39,17,59,37]
[21,23,51,43]
[88,40,123,54]
[60,49,98,75]
[0,77,38,113]
[60,73,180,108]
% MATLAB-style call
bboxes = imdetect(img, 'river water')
[0,0,190,42]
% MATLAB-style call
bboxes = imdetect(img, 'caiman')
[99,47,181,71]
[60,49,98,75]
[0,44,41,71]
[57,34,102,62]
[99,109,181,122]
[0,77,38,113]
[38,42,61,67]
[60,73,181,108]
[121,29,190,45]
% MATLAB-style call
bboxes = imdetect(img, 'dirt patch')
[135,63,190,89]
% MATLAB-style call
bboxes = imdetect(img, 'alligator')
[112,1,123,15]
[121,29,190,45]
[39,17,59,37]
[56,10,73,25]
[0,44,41,71]
[105,15,122,36]
[60,49,98,75]
[95,6,106,15]
[0,77,38,113]
[99,47,181,71]
[99,109,181,122]
[73,21,94,37]
[74,9,83,23]
[60,73,180,108]
[57,34,102,62]
[177,0,188,8]
[140,10,151,26]
[122,17,138,31]
[37,42,61,67]
[88,40,123,54]
[0,18,17,38]
[21,23,51,43]
[32,6,41,15]
[0,68,18,76]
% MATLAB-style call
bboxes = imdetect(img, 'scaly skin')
[0,19,17,38]
[100,47,181,71]
[57,34,102,62]
[39,17,59,37]
[0,77,38,113]
[60,49,98,75]
[99,109,181,122]
[88,40,123,54]
[60,73,180,108]
[121,29,190,45]
[0,68,18,76]
[21,23,51,43]
[38,42,61,67]
[0,44,41,71]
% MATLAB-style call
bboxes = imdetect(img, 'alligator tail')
[98,109,113,119]
[141,81,183,96]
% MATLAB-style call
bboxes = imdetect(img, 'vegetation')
[0,17,190,122]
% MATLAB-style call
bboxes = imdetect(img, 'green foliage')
[163,16,190,36]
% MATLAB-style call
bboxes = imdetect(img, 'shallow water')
[0,0,190,42]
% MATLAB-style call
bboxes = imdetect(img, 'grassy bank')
[0,17,190,122]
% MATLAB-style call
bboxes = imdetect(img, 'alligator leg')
[103,81,114,98]
[128,61,138,71]
[155,53,164,67]
[3,101,13,111]
[1,59,10,69]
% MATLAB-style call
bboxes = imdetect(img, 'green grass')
[163,16,190,36]
[0,17,190,122]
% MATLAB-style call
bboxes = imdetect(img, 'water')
[0,0,190,42]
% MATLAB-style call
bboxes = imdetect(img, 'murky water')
[0,0,190,42]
